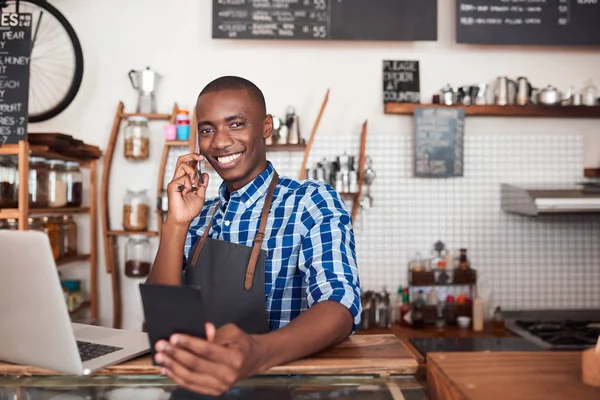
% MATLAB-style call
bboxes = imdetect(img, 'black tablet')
[139,283,207,365]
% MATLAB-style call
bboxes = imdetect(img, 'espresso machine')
[128,66,161,113]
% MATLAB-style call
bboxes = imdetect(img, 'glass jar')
[48,160,68,208]
[125,235,152,278]
[42,216,61,260]
[4,218,17,230]
[0,156,18,208]
[62,214,78,257]
[29,157,49,208]
[123,189,150,231]
[124,116,150,160]
[65,161,83,207]
[28,217,45,232]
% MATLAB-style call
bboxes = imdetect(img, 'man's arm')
[146,221,189,286]
[256,183,361,369]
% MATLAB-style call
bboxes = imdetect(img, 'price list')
[456,0,600,45]
[0,13,31,145]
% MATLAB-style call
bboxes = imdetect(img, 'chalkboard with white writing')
[0,13,31,145]
[213,0,437,41]
[456,0,600,46]
[413,108,465,178]
[383,60,420,104]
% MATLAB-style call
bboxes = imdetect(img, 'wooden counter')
[0,334,418,377]
[426,352,600,400]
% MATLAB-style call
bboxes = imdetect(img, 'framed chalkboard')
[0,13,31,145]
[213,0,437,41]
[456,0,600,45]
[383,60,420,104]
[413,108,465,178]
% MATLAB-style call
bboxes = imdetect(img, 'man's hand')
[154,323,266,396]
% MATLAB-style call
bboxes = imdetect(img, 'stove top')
[504,309,600,351]
[409,337,545,357]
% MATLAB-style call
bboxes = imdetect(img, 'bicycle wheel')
[1,0,84,122]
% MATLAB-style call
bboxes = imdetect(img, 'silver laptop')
[0,230,150,375]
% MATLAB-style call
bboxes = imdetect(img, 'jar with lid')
[29,157,49,208]
[42,216,61,260]
[65,161,83,207]
[123,189,150,231]
[48,160,68,208]
[124,116,150,160]
[0,156,18,208]
[28,217,45,232]
[62,215,78,257]
[175,110,190,141]
[125,235,152,278]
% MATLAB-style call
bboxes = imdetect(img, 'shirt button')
[224,220,230,227]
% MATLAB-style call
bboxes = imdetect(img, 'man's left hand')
[154,323,266,396]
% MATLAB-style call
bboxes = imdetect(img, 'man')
[147,76,361,396]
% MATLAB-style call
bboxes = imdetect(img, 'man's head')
[195,76,273,192]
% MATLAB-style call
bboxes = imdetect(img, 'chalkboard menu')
[383,60,420,104]
[456,0,600,45]
[413,108,464,178]
[213,0,437,41]
[0,13,31,145]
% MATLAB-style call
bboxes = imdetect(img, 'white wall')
[33,0,600,329]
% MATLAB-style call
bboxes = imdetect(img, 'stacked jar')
[123,189,150,231]
[176,110,190,141]
[62,215,78,257]
[124,116,150,160]
[125,235,152,278]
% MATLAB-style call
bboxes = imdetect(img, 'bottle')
[411,290,426,329]
[472,296,485,332]
[458,248,470,270]
[400,287,411,327]
[492,306,505,336]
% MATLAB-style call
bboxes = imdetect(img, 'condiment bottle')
[472,296,485,332]
[492,306,505,336]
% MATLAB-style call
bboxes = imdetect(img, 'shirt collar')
[218,161,275,209]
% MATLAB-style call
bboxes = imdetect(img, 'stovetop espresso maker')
[128,66,161,113]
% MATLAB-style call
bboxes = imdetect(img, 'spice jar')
[123,189,150,231]
[0,156,18,208]
[42,216,61,260]
[48,160,68,208]
[29,157,49,208]
[65,161,83,207]
[28,217,45,232]
[124,116,150,160]
[61,215,78,257]
[125,235,152,278]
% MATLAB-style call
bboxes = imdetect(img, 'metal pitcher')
[129,66,162,113]
[495,77,517,106]
[516,77,533,106]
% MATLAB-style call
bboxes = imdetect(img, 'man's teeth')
[217,153,242,164]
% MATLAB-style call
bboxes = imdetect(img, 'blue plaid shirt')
[183,161,362,332]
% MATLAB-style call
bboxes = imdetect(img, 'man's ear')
[263,114,274,139]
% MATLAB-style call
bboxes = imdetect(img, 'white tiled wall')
[165,132,600,313]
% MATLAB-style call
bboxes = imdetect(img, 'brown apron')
[184,171,279,334]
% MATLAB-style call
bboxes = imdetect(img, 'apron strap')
[244,171,279,290]
[190,202,220,267]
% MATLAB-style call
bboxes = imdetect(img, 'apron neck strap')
[189,169,280,289]
[244,170,278,290]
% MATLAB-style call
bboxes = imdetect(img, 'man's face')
[195,89,273,191]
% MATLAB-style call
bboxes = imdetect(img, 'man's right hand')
[166,153,210,226]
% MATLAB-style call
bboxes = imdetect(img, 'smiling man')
[146,76,361,396]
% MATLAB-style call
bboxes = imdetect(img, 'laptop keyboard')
[77,340,123,362]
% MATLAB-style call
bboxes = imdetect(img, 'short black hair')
[198,76,266,116]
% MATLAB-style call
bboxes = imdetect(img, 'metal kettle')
[128,66,161,113]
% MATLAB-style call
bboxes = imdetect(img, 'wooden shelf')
[69,300,91,316]
[165,140,190,147]
[266,142,306,152]
[120,112,171,121]
[56,254,91,267]
[384,103,600,118]
[584,168,600,178]
[107,230,159,237]
[0,207,90,219]
[0,144,97,164]
[339,191,360,198]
